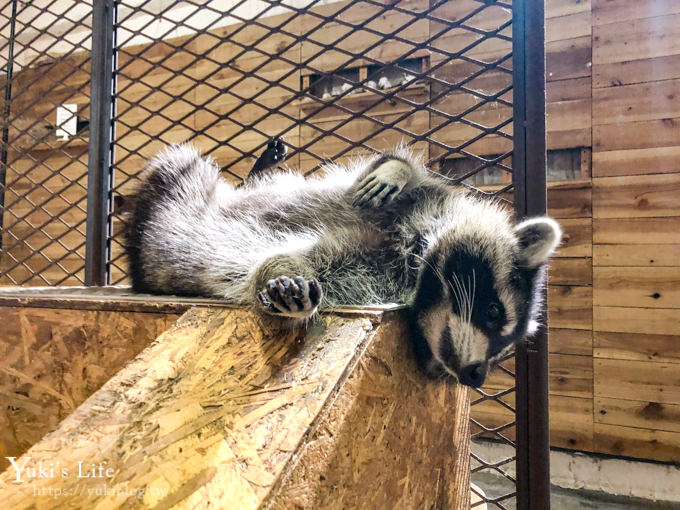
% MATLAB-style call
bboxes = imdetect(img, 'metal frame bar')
[512,0,550,508]
[0,0,18,251]
[85,0,115,285]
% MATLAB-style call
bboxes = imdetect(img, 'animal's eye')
[487,303,503,325]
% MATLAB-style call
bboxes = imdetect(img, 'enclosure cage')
[0,0,548,508]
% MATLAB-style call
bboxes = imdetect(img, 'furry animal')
[125,142,561,387]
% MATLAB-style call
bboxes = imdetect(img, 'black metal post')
[0,0,18,250]
[85,0,115,285]
[513,0,550,509]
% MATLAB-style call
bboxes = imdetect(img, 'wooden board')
[595,359,680,404]
[594,306,680,336]
[592,0,680,26]
[593,13,680,65]
[593,118,680,152]
[593,423,680,463]
[483,353,592,399]
[549,285,593,331]
[0,307,179,472]
[592,78,680,125]
[0,307,471,509]
[594,54,680,89]
[554,218,592,258]
[594,266,680,309]
[593,217,680,244]
[548,183,592,219]
[550,328,593,357]
[594,331,680,364]
[593,173,680,218]
[592,146,680,177]
[550,258,592,286]
[595,397,680,434]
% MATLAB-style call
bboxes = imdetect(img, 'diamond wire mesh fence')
[0,0,92,286]
[0,1,547,508]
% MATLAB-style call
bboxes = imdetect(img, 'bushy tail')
[124,144,219,291]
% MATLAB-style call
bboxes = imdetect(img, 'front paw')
[351,159,412,208]
[257,276,322,318]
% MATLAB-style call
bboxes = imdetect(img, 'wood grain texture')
[594,266,680,309]
[555,218,592,258]
[593,173,680,218]
[593,13,680,65]
[593,0,680,26]
[593,118,680,152]
[594,306,680,336]
[594,331,680,364]
[0,307,179,472]
[593,217,680,244]
[593,78,680,125]
[595,397,680,433]
[592,146,680,177]
[595,359,680,404]
[550,258,592,286]
[549,285,593,331]
[593,423,680,463]
[594,54,680,88]
[550,328,593,356]
[0,307,471,510]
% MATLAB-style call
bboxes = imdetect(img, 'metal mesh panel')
[0,0,92,285]
[108,1,518,506]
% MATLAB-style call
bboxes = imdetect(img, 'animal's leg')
[247,137,287,180]
[252,254,323,320]
[351,156,419,208]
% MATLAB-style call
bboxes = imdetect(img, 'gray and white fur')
[125,143,561,387]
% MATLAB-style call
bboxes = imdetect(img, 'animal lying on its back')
[125,140,561,387]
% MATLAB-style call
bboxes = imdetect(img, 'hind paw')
[248,137,287,179]
[257,275,322,319]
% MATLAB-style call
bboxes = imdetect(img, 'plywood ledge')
[0,306,470,509]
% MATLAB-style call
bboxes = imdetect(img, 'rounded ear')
[515,217,562,269]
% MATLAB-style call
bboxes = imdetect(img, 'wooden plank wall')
[1,0,679,463]
[590,0,680,462]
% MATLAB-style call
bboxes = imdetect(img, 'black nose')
[460,363,487,388]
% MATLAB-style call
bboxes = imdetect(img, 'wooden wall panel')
[593,173,680,218]
[593,244,680,267]
[593,424,680,463]
[594,217,680,245]
[594,306,680,336]
[550,258,592,286]
[595,359,680,404]
[549,286,593,331]
[594,267,680,309]
[593,13,680,65]
[550,328,593,357]
[592,146,680,178]
[592,0,680,26]
[594,54,680,88]
[595,397,680,434]
[555,218,592,258]
[594,331,680,364]
[593,79,680,126]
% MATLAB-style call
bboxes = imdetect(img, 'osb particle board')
[0,307,180,472]
[0,307,470,509]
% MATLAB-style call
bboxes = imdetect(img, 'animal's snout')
[460,362,487,388]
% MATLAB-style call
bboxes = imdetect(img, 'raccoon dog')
[125,141,561,387]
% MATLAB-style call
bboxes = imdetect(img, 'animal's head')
[409,200,561,388]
